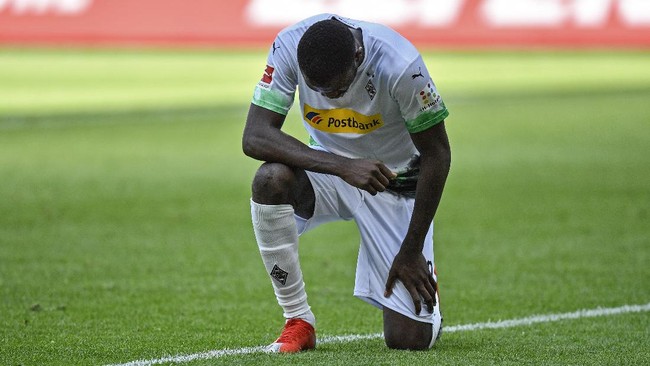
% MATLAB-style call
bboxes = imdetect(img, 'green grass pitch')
[1,49,649,365]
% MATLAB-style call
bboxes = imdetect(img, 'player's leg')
[383,308,431,350]
[352,191,442,349]
[383,290,442,349]
[250,162,316,352]
[251,161,315,213]
[383,253,442,349]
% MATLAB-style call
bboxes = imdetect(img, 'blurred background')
[1,0,649,48]
[1,1,649,365]
[2,0,649,117]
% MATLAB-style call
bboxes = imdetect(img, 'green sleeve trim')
[251,99,288,116]
[251,86,293,116]
[308,135,321,147]
[405,108,449,133]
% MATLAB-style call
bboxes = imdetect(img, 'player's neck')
[351,28,365,66]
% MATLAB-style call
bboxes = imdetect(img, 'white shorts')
[295,171,440,324]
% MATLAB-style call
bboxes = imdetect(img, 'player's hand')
[339,159,396,195]
[384,249,437,315]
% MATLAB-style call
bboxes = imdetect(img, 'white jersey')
[251,14,449,172]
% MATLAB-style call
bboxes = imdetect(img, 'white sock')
[292,309,316,327]
[251,200,315,327]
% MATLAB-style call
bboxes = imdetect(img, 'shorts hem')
[353,291,436,325]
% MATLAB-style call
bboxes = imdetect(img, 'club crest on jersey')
[258,65,275,89]
[417,79,442,112]
[304,104,383,134]
[365,79,376,100]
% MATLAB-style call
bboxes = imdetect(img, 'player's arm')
[242,104,395,194]
[384,121,451,314]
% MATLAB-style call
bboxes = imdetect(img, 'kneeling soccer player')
[242,13,451,352]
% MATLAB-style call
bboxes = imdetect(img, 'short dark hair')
[297,19,356,87]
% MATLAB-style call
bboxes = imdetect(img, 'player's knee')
[383,308,433,350]
[384,331,431,351]
[252,163,296,203]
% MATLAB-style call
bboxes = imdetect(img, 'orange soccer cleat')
[265,318,316,353]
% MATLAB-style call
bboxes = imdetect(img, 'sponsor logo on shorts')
[303,104,383,134]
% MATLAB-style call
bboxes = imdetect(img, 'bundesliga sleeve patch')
[258,65,275,89]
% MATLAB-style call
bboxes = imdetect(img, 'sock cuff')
[250,199,295,231]
[290,309,316,328]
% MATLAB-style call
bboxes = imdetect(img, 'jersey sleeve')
[393,56,449,133]
[251,36,298,115]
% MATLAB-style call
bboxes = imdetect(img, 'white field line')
[106,302,650,366]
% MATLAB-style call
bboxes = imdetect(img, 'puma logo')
[411,67,424,79]
[272,41,280,55]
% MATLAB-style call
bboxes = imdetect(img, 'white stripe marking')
[106,302,650,366]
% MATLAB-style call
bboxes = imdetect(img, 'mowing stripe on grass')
[106,302,650,366]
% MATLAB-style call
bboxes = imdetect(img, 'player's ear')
[354,45,364,66]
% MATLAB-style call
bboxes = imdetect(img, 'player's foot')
[265,318,316,353]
